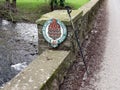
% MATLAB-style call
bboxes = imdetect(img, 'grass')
[65,0,89,9]
[16,0,89,11]
[0,0,89,22]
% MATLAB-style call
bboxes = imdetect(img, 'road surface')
[95,0,120,89]
[78,0,120,90]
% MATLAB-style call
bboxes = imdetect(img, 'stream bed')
[0,19,38,86]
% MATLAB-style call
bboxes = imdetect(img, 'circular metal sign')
[42,18,67,48]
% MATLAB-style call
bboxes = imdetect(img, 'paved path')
[95,0,120,90]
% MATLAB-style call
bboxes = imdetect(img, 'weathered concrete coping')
[36,10,83,26]
[36,0,99,26]
[0,50,70,90]
[79,0,99,15]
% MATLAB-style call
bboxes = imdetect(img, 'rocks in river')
[11,62,27,72]
[0,20,38,87]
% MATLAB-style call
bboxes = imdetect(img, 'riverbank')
[0,1,50,23]
[0,0,89,23]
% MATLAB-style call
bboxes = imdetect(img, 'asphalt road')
[75,0,120,89]
[95,0,120,89]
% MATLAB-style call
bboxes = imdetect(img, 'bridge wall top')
[0,0,104,90]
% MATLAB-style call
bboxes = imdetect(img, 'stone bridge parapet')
[0,0,104,90]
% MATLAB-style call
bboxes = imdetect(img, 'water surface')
[0,19,38,86]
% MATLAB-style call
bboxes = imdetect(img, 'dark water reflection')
[0,19,38,86]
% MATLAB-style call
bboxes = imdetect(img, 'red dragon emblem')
[48,19,61,40]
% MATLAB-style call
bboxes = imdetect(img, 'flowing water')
[0,19,38,86]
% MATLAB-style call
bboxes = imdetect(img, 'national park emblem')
[42,18,67,48]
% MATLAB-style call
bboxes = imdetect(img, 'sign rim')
[42,18,67,48]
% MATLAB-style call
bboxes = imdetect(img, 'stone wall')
[0,50,75,90]
[0,0,104,90]
[36,0,103,54]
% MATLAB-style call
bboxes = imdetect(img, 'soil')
[0,4,50,23]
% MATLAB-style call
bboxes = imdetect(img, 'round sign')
[42,18,67,48]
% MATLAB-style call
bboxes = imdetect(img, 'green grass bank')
[0,0,89,23]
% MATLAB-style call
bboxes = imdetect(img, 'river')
[0,19,38,87]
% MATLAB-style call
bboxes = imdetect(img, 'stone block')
[1,50,75,90]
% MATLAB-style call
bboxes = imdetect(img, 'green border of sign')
[42,18,67,48]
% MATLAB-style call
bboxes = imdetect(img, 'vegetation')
[65,0,89,9]
[0,0,89,23]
